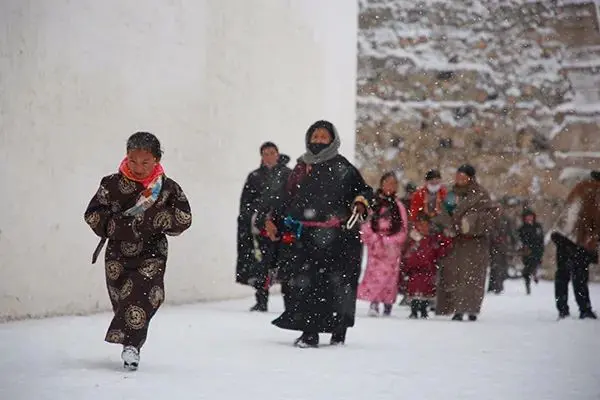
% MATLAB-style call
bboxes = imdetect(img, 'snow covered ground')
[1,279,599,400]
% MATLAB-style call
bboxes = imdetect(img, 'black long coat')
[236,156,291,287]
[271,155,373,333]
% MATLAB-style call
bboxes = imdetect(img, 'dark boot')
[580,310,598,319]
[409,300,419,319]
[554,239,572,315]
[294,332,319,348]
[250,288,268,312]
[383,304,392,316]
[452,313,464,321]
[419,300,428,319]
[330,328,347,346]
[468,314,478,321]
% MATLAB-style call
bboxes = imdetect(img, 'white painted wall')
[0,0,358,320]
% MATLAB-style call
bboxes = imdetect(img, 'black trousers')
[488,260,507,293]
[254,286,269,307]
[553,234,595,314]
[522,259,539,291]
[252,235,280,307]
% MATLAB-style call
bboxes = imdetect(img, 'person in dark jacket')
[263,120,374,348]
[236,142,291,312]
[518,209,544,295]
[551,176,598,319]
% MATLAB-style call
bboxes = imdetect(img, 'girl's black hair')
[126,132,163,159]
[371,172,403,235]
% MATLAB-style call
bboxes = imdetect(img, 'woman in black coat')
[262,120,373,348]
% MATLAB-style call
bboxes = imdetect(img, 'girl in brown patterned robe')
[84,132,192,370]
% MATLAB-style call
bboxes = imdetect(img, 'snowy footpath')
[1,279,599,400]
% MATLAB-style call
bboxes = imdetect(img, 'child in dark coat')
[518,209,544,295]
[84,132,192,370]
[402,214,452,318]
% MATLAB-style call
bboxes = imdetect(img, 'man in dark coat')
[551,175,598,319]
[517,208,544,295]
[262,120,374,348]
[236,142,291,312]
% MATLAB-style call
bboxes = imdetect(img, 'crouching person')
[84,132,192,370]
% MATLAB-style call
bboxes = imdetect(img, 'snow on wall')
[356,0,577,141]
[0,0,358,320]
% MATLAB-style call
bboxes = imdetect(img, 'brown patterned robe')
[84,173,192,349]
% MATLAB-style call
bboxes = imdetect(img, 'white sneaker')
[295,339,318,348]
[121,346,140,371]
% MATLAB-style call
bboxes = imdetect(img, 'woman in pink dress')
[357,172,409,316]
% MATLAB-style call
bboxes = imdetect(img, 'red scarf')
[119,158,165,188]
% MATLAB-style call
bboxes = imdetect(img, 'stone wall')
[356,0,600,278]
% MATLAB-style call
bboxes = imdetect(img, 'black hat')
[457,164,476,177]
[425,169,441,181]
[591,170,600,181]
